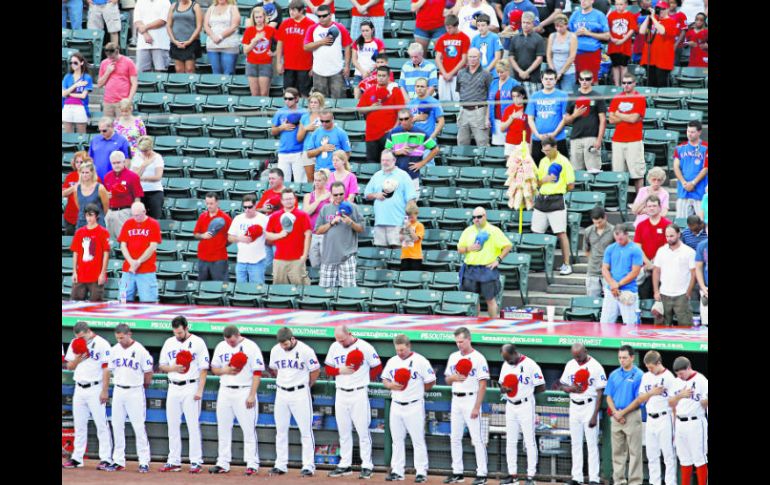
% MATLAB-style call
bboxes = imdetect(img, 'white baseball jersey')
[66,335,111,382]
[325,337,382,389]
[445,349,490,393]
[269,340,321,388]
[498,355,545,401]
[671,372,708,418]
[382,352,437,402]
[559,356,608,400]
[640,368,677,415]
[159,333,211,379]
[211,337,266,387]
[228,212,268,264]
[109,340,154,386]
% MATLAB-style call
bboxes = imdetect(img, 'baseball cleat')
[189,463,203,474]
[62,459,83,469]
[415,475,428,483]
[96,461,113,471]
[472,476,488,485]
[109,464,126,472]
[209,465,229,474]
[525,478,535,485]
[269,467,287,475]
[444,474,465,483]
[245,467,258,476]
[359,468,373,479]
[138,464,149,473]
[385,472,405,481]
[329,467,353,477]
[300,468,315,477]
[499,476,516,485]
[159,463,182,472]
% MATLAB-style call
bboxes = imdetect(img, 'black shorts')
[609,53,630,67]
[284,69,312,96]
[460,266,501,302]
[169,39,202,61]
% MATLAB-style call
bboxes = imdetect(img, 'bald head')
[467,48,481,67]
[131,201,148,222]
[571,343,588,362]
[334,325,354,346]
[472,207,487,228]
[501,344,519,364]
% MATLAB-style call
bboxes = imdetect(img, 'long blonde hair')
[332,150,351,172]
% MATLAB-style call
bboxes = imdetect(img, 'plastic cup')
[546,305,555,322]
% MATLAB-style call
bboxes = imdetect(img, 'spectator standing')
[668,0,690,67]
[271,87,308,183]
[275,1,315,96]
[408,79,446,142]
[499,85,531,155]
[630,167,669,228]
[434,14,471,102]
[673,121,708,218]
[633,195,672,300]
[257,167,286,213]
[583,206,614,298]
[123,0,139,45]
[684,12,708,67]
[471,14,504,80]
[563,69,606,171]
[364,150,418,249]
[526,69,568,162]
[118,202,161,302]
[606,0,637,86]
[694,225,708,325]
[568,0,609,84]
[499,0,540,53]
[399,43,439,100]
[350,0,385,41]
[204,0,242,75]
[400,201,425,271]
[62,52,93,134]
[508,12,546,87]
[74,162,109,230]
[630,0,652,63]
[104,151,144,241]
[458,0,500,39]
[97,44,139,119]
[653,224,696,326]
[533,0,565,38]
[166,0,203,74]
[304,5,353,98]
[303,170,332,267]
[639,2,680,87]
[193,192,233,282]
[133,0,171,73]
[546,14,577,91]
[88,0,122,47]
[600,224,643,324]
[608,72,646,191]
[265,189,312,285]
[351,21,385,90]
[384,109,440,192]
[63,152,94,235]
[357,67,406,164]
[412,0,448,52]
[113,99,147,158]
[456,48,493,147]
[227,194,269,284]
[681,215,707,251]
[306,110,352,172]
[129,136,165,221]
[488,61,520,147]
[328,151,359,203]
[247,0,283,29]
[71,204,111,302]
[90,117,132,182]
[315,182,366,287]
[298,92,326,181]
[63,0,84,29]
[243,6,277,96]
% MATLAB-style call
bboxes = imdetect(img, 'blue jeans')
[236,261,266,284]
[557,72,576,92]
[208,51,237,75]
[120,272,159,303]
[62,0,84,29]
[264,244,274,270]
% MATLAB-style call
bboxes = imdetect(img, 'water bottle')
[692,316,701,327]
[635,309,642,325]
[119,289,127,305]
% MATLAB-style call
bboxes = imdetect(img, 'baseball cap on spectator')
[286,112,303,125]
[280,212,296,233]
[263,2,277,17]
[382,178,399,198]
[657,1,670,8]
[326,26,340,41]
[338,200,353,216]
[416,99,433,115]
[246,224,264,240]
[207,217,226,236]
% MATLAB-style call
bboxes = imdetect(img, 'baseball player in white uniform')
[498,344,546,485]
[669,356,708,485]
[444,327,490,485]
[381,334,436,483]
[268,327,321,477]
[62,321,114,471]
[209,325,265,475]
[108,324,154,473]
[325,325,383,479]
[558,343,607,485]
[158,316,210,473]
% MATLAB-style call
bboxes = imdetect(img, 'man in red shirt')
[118,202,162,302]
[639,1,680,87]
[276,0,316,96]
[104,151,144,242]
[434,14,470,102]
[357,66,406,164]
[608,72,647,191]
[257,168,286,213]
[607,0,637,86]
[193,192,233,282]
[265,188,312,285]
[71,204,111,301]
[633,195,671,300]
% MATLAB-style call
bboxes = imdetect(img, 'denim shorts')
[414,26,446,41]
[246,62,273,78]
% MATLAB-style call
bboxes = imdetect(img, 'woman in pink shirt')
[631,166,669,227]
[327,150,359,203]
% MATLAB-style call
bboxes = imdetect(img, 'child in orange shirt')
[399,201,424,271]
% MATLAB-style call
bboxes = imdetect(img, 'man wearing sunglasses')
[564,70,607,171]
[608,72,646,191]
[306,110,352,172]
[314,182,365,288]
[227,194,269,284]
[303,4,353,98]
[96,42,138,119]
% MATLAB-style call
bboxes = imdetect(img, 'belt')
[453,392,475,397]
[648,411,668,419]
[111,206,132,211]
[462,105,485,111]
[506,397,529,406]
[76,381,101,389]
[278,384,306,392]
[169,379,198,386]
[394,399,420,406]
[677,416,699,422]
[115,384,140,389]
[225,385,251,389]
[339,386,367,392]
[571,398,594,405]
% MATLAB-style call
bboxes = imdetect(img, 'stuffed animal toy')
[505,136,539,210]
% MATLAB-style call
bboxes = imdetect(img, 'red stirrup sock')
[681,465,693,485]
[696,464,708,485]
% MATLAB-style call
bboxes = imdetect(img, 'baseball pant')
[336,388,373,470]
[390,399,429,477]
[216,387,259,470]
[610,409,643,485]
[450,395,488,477]
[505,397,538,478]
[675,417,708,467]
[457,108,490,147]
[165,382,203,465]
[274,387,316,472]
[72,384,113,464]
[645,412,677,485]
[111,386,151,467]
[569,399,601,484]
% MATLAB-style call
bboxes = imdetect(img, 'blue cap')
[326,26,340,41]
[263,2,277,16]
[548,163,562,182]
[338,200,353,216]
[207,217,226,236]
[475,231,490,247]
[286,112,303,125]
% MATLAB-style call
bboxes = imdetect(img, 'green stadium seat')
[159,279,199,304]
[429,271,459,291]
[192,281,233,306]
[214,138,253,158]
[246,139,280,159]
[229,283,269,307]
[233,96,272,113]
[158,219,180,239]
[168,94,206,114]
[154,135,188,156]
[294,286,335,310]
[62,257,74,277]
[464,188,502,209]
[446,145,483,167]
[195,74,232,95]
[137,93,173,113]
[572,170,596,191]
[671,67,707,89]
[359,269,399,288]
[62,276,73,299]
[435,291,479,316]
[356,163,381,185]
[62,133,88,151]
[563,296,604,322]
[66,29,105,64]
[262,284,303,309]
[225,76,252,96]
[358,226,375,247]
[198,179,233,199]
[383,38,410,56]
[455,166,493,188]
[331,287,373,312]
[396,19,417,38]
[182,136,220,157]
[221,159,259,181]
[209,115,246,138]
[684,90,708,123]
[588,172,630,221]
[478,146,507,167]
[643,129,679,169]
[653,87,691,110]
[498,252,531,304]
[163,73,201,94]
[162,156,194,177]
[402,289,442,315]
[394,271,432,290]
[422,250,461,272]
[437,123,459,143]
[662,110,703,141]
[156,240,184,261]
[643,108,669,130]
[188,157,225,178]
[422,229,451,250]
[144,113,179,136]
[156,261,194,280]
[176,116,212,137]
[428,187,467,208]
[164,177,202,198]
[566,191,607,227]
[369,288,409,313]
[201,94,238,113]
[334,98,360,121]
[518,233,557,284]
[169,198,205,220]
[422,166,459,188]
[416,207,444,229]
[137,72,167,92]
[437,208,473,231]
[343,120,367,142]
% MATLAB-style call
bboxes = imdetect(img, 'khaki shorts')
[570,137,602,171]
[611,140,646,179]
[532,208,567,234]
[272,259,311,285]
[301,152,316,167]
[87,3,122,33]
[374,226,401,247]
[102,102,120,119]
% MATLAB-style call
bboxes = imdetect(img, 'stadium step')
[544,284,588,296]
[528,272,587,292]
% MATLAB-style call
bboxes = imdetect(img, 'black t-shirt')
[532,0,566,37]
[509,32,547,72]
[566,89,607,139]
[592,0,610,15]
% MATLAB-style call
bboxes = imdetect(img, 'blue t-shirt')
[62,73,94,118]
[525,89,569,141]
[568,9,609,53]
[471,32,504,79]
[308,126,351,171]
[675,142,708,201]
[605,366,643,410]
[695,239,708,286]
[363,168,418,226]
[88,133,131,181]
[603,241,644,292]
[299,113,321,151]
[407,96,444,138]
[502,0,540,27]
[272,107,306,154]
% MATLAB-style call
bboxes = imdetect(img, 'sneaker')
[329,467,353,477]
[385,472,405,481]
[209,465,229,474]
[559,264,573,275]
[62,459,83,469]
[568,481,583,485]
[415,475,428,483]
[359,468,373,479]
[525,478,535,485]
[109,464,126,472]
[245,467,258,476]
[269,467,287,475]
[499,476,516,485]
[472,477,488,485]
[97,461,113,471]
[189,463,203,474]
[138,464,149,473]
[300,468,314,477]
[159,463,182,472]
[444,474,465,484]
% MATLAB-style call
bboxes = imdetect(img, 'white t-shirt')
[325,337,382,389]
[159,333,211,380]
[445,349,490,393]
[639,368,677,415]
[559,356,607,400]
[211,337,266,387]
[130,153,165,193]
[269,340,321,388]
[680,0,706,23]
[135,0,172,50]
[458,4,500,40]
[382,351,437,402]
[654,243,696,296]
[66,335,112,383]
[308,22,352,77]
[109,340,154,387]
[227,212,268,264]
[498,355,545,401]
[671,371,708,418]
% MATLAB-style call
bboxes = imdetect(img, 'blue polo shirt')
[695,240,708,285]
[363,167,417,226]
[88,133,131,182]
[568,8,609,54]
[272,107,307,154]
[603,241,644,292]
[308,125,352,171]
[605,365,643,410]
[408,96,444,138]
[525,89,569,141]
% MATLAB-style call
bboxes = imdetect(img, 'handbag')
[533,194,565,213]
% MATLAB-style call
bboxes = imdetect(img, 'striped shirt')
[384,126,438,180]
[456,66,493,103]
[681,228,707,251]
[398,59,438,99]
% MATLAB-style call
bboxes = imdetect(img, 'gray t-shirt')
[583,222,615,276]
[314,203,365,265]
